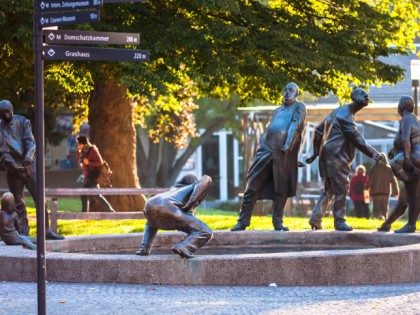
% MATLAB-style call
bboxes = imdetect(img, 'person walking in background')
[76,136,115,213]
[366,152,399,220]
[349,165,370,219]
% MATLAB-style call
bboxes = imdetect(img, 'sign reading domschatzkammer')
[43,29,140,45]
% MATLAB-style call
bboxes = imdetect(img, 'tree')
[1,0,420,208]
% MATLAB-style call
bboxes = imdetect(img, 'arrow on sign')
[43,45,149,62]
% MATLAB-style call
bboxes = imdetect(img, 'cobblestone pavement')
[0,282,419,315]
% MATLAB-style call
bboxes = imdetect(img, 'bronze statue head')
[0,100,14,123]
[397,96,414,116]
[283,82,299,106]
[350,88,369,108]
[1,192,16,214]
[175,174,198,187]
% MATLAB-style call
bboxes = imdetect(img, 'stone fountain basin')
[0,230,419,286]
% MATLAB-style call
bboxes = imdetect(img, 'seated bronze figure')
[0,192,36,250]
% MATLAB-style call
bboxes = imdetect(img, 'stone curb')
[0,230,419,286]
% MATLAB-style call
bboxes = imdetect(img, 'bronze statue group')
[0,82,419,258]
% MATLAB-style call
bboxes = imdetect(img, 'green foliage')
[133,64,200,147]
[2,0,420,114]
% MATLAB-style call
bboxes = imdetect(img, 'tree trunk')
[88,77,146,212]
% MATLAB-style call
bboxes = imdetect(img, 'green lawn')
[23,198,417,237]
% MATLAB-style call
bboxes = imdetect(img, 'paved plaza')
[0,281,419,315]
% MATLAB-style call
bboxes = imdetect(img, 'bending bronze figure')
[136,174,213,258]
[306,88,383,231]
[231,82,306,231]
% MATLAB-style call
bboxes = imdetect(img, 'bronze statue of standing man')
[231,82,306,231]
[306,88,383,231]
[0,100,64,240]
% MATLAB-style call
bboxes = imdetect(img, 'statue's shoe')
[394,224,416,233]
[334,222,353,232]
[135,246,151,256]
[309,221,322,230]
[274,224,289,231]
[172,244,194,259]
[377,223,391,232]
[46,228,65,240]
[230,223,247,231]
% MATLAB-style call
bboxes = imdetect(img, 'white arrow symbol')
[48,33,55,40]
[40,2,45,9]
[40,17,46,25]
[47,49,56,57]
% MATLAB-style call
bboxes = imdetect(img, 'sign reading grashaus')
[43,45,149,62]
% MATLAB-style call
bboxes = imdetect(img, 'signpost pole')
[33,1,148,312]
[33,1,47,314]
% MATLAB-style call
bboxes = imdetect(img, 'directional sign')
[43,29,140,45]
[38,0,102,13]
[36,10,100,28]
[43,45,149,62]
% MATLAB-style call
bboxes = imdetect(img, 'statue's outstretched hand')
[373,152,384,165]
[388,147,395,160]
[305,155,317,164]
[281,145,290,153]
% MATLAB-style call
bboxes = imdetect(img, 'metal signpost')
[33,0,149,313]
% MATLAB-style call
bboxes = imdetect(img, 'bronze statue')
[231,82,306,231]
[306,88,383,231]
[0,192,36,249]
[387,96,420,233]
[136,174,213,258]
[0,100,64,240]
